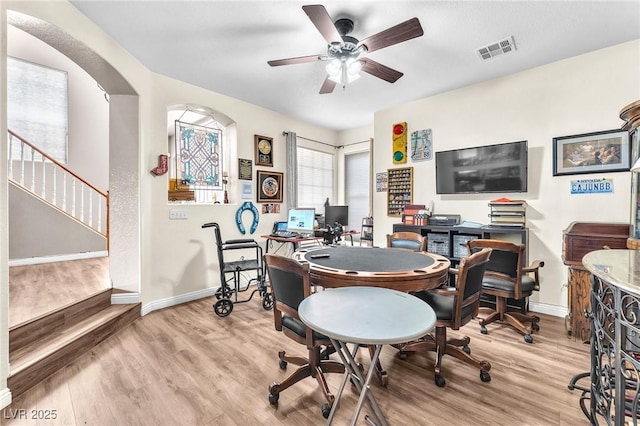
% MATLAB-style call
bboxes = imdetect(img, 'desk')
[261,234,323,255]
[299,286,436,426]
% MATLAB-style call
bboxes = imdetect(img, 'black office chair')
[467,239,544,343]
[264,254,344,418]
[386,231,427,251]
[397,247,493,387]
[202,222,272,317]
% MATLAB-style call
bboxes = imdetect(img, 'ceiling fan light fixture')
[268,5,424,94]
[347,58,362,76]
[325,58,342,78]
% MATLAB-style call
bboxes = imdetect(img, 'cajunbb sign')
[570,178,613,194]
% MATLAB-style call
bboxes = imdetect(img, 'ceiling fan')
[268,4,424,94]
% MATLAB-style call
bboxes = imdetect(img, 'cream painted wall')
[142,73,339,305]
[373,40,640,313]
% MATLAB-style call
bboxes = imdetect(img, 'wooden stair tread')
[9,303,138,376]
[9,288,113,353]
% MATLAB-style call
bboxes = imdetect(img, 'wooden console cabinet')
[562,222,630,342]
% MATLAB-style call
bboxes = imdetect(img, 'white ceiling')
[69,1,640,131]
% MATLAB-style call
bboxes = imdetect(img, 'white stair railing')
[8,130,109,240]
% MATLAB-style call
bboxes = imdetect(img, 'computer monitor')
[324,205,349,228]
[286,208,316,235]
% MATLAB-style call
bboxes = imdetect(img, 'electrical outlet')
[169,210,188,220]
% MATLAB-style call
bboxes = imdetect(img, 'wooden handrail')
[8,129,107,198]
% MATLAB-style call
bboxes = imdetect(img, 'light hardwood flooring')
[2,294,591,425]
[8,257,111,328]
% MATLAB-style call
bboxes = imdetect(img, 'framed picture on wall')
[257,170,283,203]
[255,135,273,167]
[552,129,631,176]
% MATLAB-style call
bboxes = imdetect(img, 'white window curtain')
[285,131,298,208]
[345,151,370,234]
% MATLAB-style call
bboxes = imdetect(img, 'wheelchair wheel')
[262,292,274,310]
[213,298,233,317]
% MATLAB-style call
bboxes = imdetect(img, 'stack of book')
[488,198,526,227]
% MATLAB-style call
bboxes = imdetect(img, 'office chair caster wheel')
[213,298,233,317]
[279,359,287,369]
[532,322,540,331]
[480,370,491,383]
[398,351,408,360]
[321,403,331,419]
[262,293,274,310]
[480,325,488,334]
[462,345,471,355]
[524,333,533,344]
[434,374,446,388]
[268,392,279,405]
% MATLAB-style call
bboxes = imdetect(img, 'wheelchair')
[202,222,273,317]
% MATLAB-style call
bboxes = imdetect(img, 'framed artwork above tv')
[435,140,528,194]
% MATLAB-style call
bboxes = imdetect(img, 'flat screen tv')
[435,140,528,194]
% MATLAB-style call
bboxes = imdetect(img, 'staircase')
[8,289,140,397]
[8,130,109,241]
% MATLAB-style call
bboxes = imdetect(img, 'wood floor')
[8,257,110,327]
[2,293,592,426]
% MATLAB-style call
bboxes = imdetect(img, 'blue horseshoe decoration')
[235,202,260,234]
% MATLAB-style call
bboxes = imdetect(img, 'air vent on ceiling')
[476,36,517,61]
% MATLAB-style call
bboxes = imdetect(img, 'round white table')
[298,286,437,426]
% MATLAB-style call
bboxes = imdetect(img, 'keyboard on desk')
[270,231,298,238]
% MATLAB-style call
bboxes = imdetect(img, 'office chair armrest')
[523,260,544,272]
[523,260,544,291]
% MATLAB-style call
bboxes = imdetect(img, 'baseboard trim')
[141,287,218,316]
[530,302,567,318]
[111,292,140,304]
[0,387,12,410]
[9,251,108,267]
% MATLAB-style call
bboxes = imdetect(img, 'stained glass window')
[175,120,222,189]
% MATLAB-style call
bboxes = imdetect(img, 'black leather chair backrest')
[484,248,519,278]
[266,263,305,311]
[462,256,489,300]
[470,243,519,279]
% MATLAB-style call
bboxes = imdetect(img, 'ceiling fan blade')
[302,5,343,46]
[268,54,324,67]
[319,76,337,94]
[360,58,404,83]
[358,17,424,53]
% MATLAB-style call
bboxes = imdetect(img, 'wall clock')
[255,135,273,167]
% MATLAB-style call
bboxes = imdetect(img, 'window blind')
[7,57,68,163]
[345,151,370,233]
[297,147,334,210]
